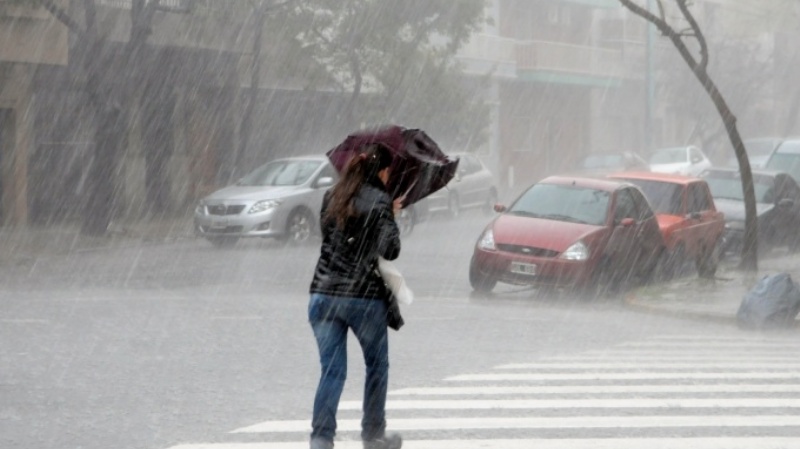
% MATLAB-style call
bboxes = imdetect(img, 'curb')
[622,290,738,325]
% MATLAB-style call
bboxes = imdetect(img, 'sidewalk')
[0,216,195,266]
[625,251,800,328]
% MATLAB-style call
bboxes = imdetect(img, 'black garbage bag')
[737,273,800,330]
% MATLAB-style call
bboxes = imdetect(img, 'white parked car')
[420,152,497,218]
[194,155,337,247]
[648,145,712,177]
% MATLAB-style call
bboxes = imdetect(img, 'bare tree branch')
[676,0,708,69]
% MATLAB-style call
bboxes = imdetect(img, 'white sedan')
[648,145,712,177]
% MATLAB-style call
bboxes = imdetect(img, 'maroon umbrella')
[326,125,459,207]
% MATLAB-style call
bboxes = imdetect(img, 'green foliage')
[282,0,491,147]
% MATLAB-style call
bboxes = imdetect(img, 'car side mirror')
[619,217,635,227]
[494,204,507,213]
[315,176,335,188]
[778,198,794,208]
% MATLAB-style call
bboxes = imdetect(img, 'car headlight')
[560,241,589,261]
[248,199,283,214]
[477,228,496,251]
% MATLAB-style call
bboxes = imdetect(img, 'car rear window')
[619,179,683,215]
[509,183,609,226]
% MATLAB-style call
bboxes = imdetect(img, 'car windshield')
[650,147,686,164]
[765,147,800,182]
[508,183,609,226]
[238,160,322,186]
[703,172,774,203]
[619,179,683,215]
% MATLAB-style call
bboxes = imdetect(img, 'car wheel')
[664,244,688,280]
[448,193,460,218]
[587,257,619,299]
[638,247,664,285]
[483,189,498,215]
[283,208,315,245]
[206,236,239,248]
[696,242,719,279]
[469,256,496,293]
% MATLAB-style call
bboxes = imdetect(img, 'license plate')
[210,219,227,229]
[510,262,537,275]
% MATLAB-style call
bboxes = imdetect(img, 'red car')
[469,175,665,295]
[608,171,725,278]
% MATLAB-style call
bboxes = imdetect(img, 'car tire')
[207,236,239,248]
[587,257,619,299]
[282,208,315,245]
[664,244,687,280]
[696,242,719,279]
[483,189,498,215]
[448,193,460,218]
[638,247,664,285]
[469,256,496,293]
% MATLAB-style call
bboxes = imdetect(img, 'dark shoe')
[310,437,334,449]
[363,433,402,449]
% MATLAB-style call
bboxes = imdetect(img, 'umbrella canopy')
[326,125,459,207]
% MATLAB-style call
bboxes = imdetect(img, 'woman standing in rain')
[308,143,403,449]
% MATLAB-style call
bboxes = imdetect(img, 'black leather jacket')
[309,176,401,300]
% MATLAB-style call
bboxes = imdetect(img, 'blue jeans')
[308,293,390,442]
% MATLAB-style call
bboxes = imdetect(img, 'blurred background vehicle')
[419,152,497,218]
[648,145,712,176]
[764,138,800,183]
[194,155,337,247]
[576,150,650,173]
[468,175,664,296]
[608,171,724,278]
[700,167,800,257]
[725,137,782,169]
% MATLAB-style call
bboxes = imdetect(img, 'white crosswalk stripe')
[163,334,800,448]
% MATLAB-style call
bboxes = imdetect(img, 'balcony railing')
[458,33,517,64]
[515,40,623,78]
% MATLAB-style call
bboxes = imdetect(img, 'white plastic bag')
[378,257,414,305]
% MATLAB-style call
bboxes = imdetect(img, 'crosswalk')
[165,334,800,449]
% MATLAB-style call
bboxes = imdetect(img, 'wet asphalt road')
[0,211,752,449]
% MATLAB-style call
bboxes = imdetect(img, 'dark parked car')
[700,168,800,257]
[468,175,665,296]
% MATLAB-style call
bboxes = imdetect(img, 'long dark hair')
[326,143,393,229]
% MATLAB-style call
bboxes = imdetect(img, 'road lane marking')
[230,415,800,433]
[497,362,800,369]
[447,372,800,381]
[167,438,800,449]
[337,398,800,410]
[389,384,800,395]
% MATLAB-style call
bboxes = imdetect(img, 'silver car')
[194,155,337,247]
[421,152,497,218]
